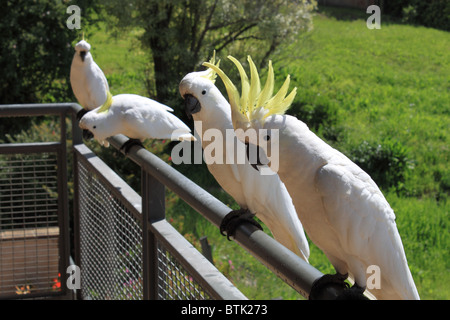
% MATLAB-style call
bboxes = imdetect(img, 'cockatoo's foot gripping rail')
[0,103,349,300]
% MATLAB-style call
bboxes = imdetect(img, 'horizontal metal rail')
[0,142,61,154]
[0,103,83,145]
[0,103,80,117]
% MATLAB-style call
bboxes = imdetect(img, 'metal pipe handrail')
[0,102,84,145]
[0,103,80,116]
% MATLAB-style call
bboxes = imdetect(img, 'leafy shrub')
[0,1,75,105]
[349,138,414,193]
[290,100,343,143]
[382,0,450,31]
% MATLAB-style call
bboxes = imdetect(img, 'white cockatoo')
[70,37,111,141]
[70,38,110,118]
[79,93,195,152]
[204,56,420,300]
[179,54,310,262]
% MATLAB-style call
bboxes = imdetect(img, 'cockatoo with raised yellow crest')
[204,55,420,300]
[179,53,310,262]
[79,93,195,152]
[70,38,111,120]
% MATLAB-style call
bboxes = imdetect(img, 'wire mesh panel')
[0,152,61,298]
[156,240,210,300]
[77,159,144,300]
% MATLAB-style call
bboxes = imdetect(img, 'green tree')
[102,0,317,110]
[0,0,101,138]
[1,0,71,104]
[382,0,450,31]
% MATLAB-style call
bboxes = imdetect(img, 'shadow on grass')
[317,5,403,26]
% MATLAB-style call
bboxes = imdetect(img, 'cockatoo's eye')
[201,90,207,95]
[93,126,96,129]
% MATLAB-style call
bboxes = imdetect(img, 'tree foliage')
[1,0,72,104]
[0,0,102,137]
[382,0,450,31]
[102,0,317,109]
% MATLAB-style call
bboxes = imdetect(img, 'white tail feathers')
[171,130,197,142]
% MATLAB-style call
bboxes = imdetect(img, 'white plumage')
[79,94,195,147]
[70,39,109,110]
[207,55,420,300]
[261,115,419,300]
[179,69,310,262]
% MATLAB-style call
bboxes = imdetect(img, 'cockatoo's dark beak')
[83,130,94,140]
[183,94,201,119]
[246,142,263,172]
[80,51,87,62]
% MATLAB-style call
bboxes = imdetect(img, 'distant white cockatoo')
[79,93,195,152]
[70,38,110,120]
[205,56,420,300]
[179,54,310,262]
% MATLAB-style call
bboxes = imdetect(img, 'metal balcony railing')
[0,103,342,300]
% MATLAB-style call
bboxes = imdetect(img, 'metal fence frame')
[0,104,75,299]
[73,143,245,300]
[1,103,344,300]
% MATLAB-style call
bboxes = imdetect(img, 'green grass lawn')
[277,10,449,200]
[84,27,150,97]
[85,6,449,300]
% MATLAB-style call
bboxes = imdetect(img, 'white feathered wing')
[316,161,419,300]
[266,115,419,300]
[108,94,195,142]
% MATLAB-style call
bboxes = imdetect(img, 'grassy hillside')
[277,9,449,200]
[84,6,448,299]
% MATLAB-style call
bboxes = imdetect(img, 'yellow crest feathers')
[200,50,220,84]
[204,55,297,123]
[203,59,240,117]
[96,91,113,113]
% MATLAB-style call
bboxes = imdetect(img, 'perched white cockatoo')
[205,56,420,300]
[179,54,310,262]
[79,93,195,152]
[70,38,110,118]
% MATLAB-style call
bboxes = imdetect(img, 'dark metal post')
[70,104,83,300]
[54,111,72,298]
[72,150,82,300]
[141,169,165,300]
[70,103,83,146]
